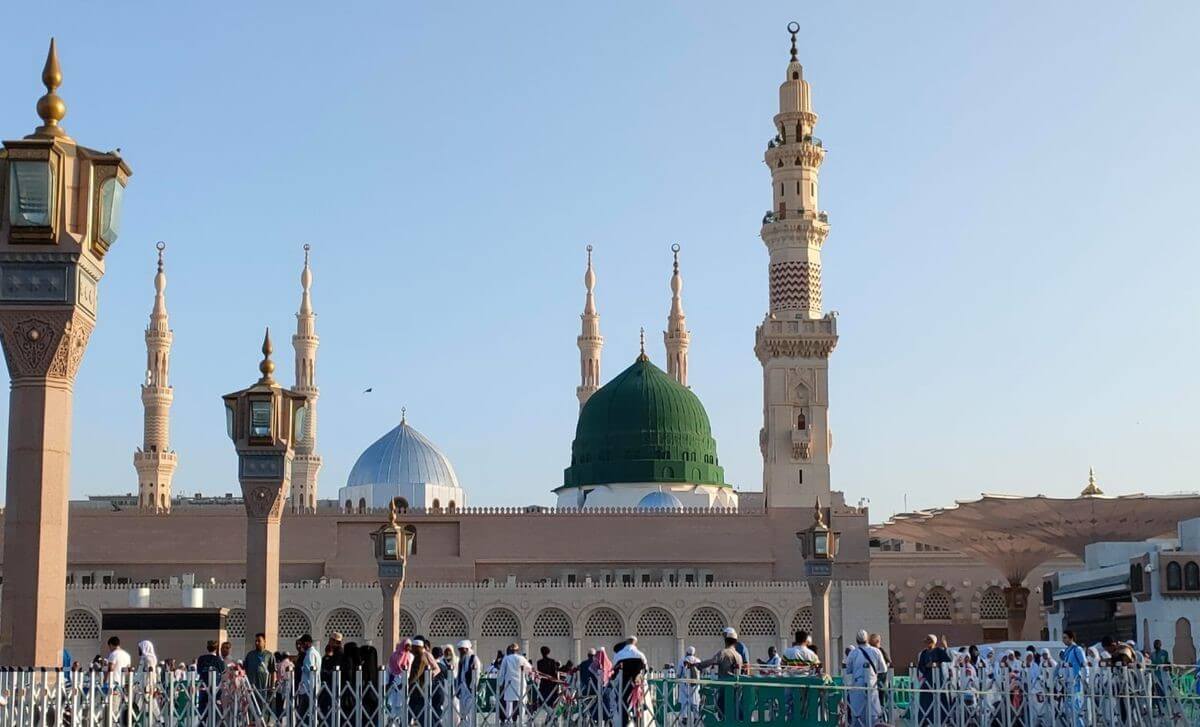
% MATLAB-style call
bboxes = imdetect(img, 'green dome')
[561,355,727,490]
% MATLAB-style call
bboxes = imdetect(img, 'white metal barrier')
[0,664,1194,726]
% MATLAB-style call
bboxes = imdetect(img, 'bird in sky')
[363,387,373,393]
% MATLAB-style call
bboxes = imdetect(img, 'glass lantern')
[8,160,55,227]
[814,531,828,557]
[250,400,272,439]
[381,531,398,559]
[97,177,124,245]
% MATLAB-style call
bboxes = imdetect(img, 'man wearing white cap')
[843,630,886,727]
[722,627,750,671]
[456,640,480,725]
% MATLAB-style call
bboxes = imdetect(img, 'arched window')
[796,412,806,430]
[636,608,675,637]
[791,607,813,635]
[739,607,779,638]
[160,494,166,510]
[226,608,247,642]
[279,609,311,641]
[392,497,409,512]
[1166,561,1183,591]
[584,608,624,638]
[532,609,572,638]
[922,587,953,622]
[979,588,1008,621]
[1185,561,1200,591]
[688,607,726,638]
[428,608,469,642]
[324,608,364,640]
[480,609,520,639]
[432,499,440,511]
[357,498,366,513]
[344,499,352,513]
[64,610,99,641]
[447,501,456,512]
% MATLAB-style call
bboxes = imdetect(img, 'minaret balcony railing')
[762,208,829,224]
[767,134,822,149]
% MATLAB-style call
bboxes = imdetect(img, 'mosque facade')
[1,26,1090,666]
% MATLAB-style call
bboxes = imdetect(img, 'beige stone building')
[0,25,1098,667]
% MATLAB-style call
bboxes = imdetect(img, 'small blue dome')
[637,490,684,509]
[347,419,460,490]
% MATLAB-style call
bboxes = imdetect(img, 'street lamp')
[0,39,131,666]
[222,329,308,652]
[797,498,838,672]
[371,500,416,656]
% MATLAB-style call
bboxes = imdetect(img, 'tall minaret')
[754,23,838,509]
[290,244,322,513]
[576,245,603,408]
[134,242,177,513]
[663,243,690,386]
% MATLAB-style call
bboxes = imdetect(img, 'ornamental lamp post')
[371,500,415,657]
[222,329,308,653]
[0,40,130,666]
[797,498,838,673]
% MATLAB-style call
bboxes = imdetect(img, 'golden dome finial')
[258,327,276,383]
[638,326,648,361]
[787,22,800,63]
[1081,466,1103,497]
[32,38,69,139]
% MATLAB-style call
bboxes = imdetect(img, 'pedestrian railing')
[0,663,1195,726]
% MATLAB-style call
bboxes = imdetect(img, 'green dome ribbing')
[561,356,727,490]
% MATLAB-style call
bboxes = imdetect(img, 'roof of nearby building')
[872,490,1200,583]
[561,356,726,490]
[346,417,460,491]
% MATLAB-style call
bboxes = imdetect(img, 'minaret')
[290,244,322,513]
[576,245,603,408]
[663,243,690,386]
[754,23,838,509]
[134,242,177,513]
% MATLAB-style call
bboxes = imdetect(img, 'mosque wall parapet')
[55,579,888,667]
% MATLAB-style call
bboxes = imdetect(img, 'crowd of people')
[53,626,1200,726]
[837,629,1200,726]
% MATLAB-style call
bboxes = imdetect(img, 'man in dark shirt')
[1102,635,1137,722]
[535,646,561,709]
[916,634,952,724]
[243,632,276,696]
[196,640,225,719]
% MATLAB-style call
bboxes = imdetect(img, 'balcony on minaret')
[791,427,811,461]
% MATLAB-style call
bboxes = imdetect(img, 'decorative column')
[222,330,308,652]
[0,40,131,666]
[290,244,321,513]
[576,245,603,409]
[755,22,837,509]
[370,501,413,658]
[663,244,689,387]
[1004,582,1030,641]
[133,242,176,512]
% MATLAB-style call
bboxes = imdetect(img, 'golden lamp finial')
[258,327,276,384]
[388,498,399,527]
[32,38,69,140]
[813,496,826,528]
[1081,466,1103,497]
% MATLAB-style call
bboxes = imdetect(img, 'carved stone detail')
[243,483,287,521]
[0,309,94,382]
[754,334,838,363]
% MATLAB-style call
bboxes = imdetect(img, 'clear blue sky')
[1,3,1197,518]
